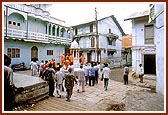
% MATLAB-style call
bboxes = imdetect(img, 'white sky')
[46,2,150,34]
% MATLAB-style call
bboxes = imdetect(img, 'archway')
[31,46,38,60]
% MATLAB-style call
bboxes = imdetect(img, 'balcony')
[107,45,116,50]
[4,28,72,45]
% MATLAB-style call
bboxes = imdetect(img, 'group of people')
[4,52,145,110]
[60,53,85,70]
[123,63,144,85]
[40,59,112,102]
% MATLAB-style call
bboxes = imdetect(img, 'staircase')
[13,96,87,111]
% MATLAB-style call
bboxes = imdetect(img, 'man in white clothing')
[83,63,89,86]
[55,67,64,98]
[31,58,38,77]
[139,64,144,83]
[101,63,111,91]
[77,65,85,92]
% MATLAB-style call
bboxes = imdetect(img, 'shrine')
[70,40,80,68]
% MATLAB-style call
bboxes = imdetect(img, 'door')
[87,52,91,63]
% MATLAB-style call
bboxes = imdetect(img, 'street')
[12,67,164,112]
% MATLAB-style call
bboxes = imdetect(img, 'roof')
[124,10,149,21]
[71,15,125,36]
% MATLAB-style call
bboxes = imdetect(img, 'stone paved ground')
[13,67,165,112]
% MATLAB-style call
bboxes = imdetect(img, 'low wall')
[13,73,49,104]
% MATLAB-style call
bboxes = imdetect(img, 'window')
[17,23,20,26]
[104,50,106,53]
[109,29,111,33]
[145,24,154,44]
[108,37,113,45]
[52,26,55,36]
[13,21,16,26]
[91,37,95,47]
[47,50,53,55]
[90,24,93,33]
[7,48,20,58]
[8,21,12,25]
[57,27,59,36]
[75,28,78,35]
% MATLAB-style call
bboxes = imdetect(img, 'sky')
[46,2,150,34]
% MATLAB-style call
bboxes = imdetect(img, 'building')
[125,10,156,74]
[149,4,165,94]
[72,15,125,68]
[122,34,132,66]
[3,4,72,68]
[125,3,165,95]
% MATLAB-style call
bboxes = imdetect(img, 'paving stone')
[12,68,164,112]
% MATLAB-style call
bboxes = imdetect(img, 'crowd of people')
[39,59,109,102]
[28,53,113,102]
[4,52,144,110]
[28,53,144,103]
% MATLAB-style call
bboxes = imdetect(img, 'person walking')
[139,64,144,83]
[123,64,129,85]
[55,67,64,98]
[94,63,99,84]
[39,60,44,78]
[64,68,76,102]
[31,58,39,77]
[83,63,89,86]
[101,63,111,91]
[77,65,85,92]
[43,63,56,97]
[88,62,96,86]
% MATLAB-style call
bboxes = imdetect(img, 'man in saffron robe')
[80,53,85,65]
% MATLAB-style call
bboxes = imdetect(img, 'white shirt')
[55,71,64,85]
[83,65,89,76]
[77,68,85,81]
[139,66,144,75]
[102,67,111,79]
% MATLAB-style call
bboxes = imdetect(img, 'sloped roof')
[71,15,125,36]
[124,10,149,21]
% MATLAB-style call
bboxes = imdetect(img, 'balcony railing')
[107,45,116,49]
[4,28,72,45]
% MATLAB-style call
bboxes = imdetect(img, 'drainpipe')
[5,6,8,37]
[26,12,28,39]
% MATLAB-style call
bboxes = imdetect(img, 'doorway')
[31,46,38,60]
[87,52,91,63]
[144,54,156,74]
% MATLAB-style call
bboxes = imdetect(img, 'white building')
[72,15,125,67]
[3,4,72,68]
[125,10,156,75]
[125,4,165,95]
[149,4,165,95]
